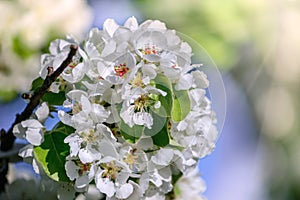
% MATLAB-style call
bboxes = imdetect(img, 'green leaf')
[120,121,144,143]
[154,74,173,117]
[30,77,44,92]
[34,131,70,182]
[145,111,170,147]
[53,122,75,135]
[171,87,190,122]
[42,91,66,105]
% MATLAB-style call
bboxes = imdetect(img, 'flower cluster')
[14,17,218,199]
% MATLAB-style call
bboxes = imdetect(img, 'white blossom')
[175,168,207,200]
[65,159,97,190]
[13,102,49,146]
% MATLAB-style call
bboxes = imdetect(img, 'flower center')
[76,161,91,175]
[124,149,138,169]
[134,95,149,111]
[72,102,82,114]
[131,72,144,88]
[114,63,129,77]
[100,162,121,181]
[80,129,98,144]
[140,45,160,55]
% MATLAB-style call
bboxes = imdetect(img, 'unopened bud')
[21,93,32,99]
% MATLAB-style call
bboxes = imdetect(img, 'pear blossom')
[13,102,49,146]
[64,124,117,163]
[40,38,88,84]
[58,91,110,131]
[174,168,207,200]
[120,85,166,129]
[65,159,97,190]
[95,157,136,199]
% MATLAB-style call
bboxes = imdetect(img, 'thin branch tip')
[0,46,78,151]
[70,44,78,50]
[47,66,54,75]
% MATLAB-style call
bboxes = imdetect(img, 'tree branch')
[0,44,78,151]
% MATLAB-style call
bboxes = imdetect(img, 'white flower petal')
[81,95,92,114]
[13,123,26,139]
[21,119,43,129]
[25,128,44,146]
[139,173,150,193]
[149,172,163,187]
[120,105,135,128]
[75,174,89,189]
[18,144,33,158]
[97,124,117,142]
[177,120,188,131]
[116,183,133,199]
[137,136,153,150]
[50,82,60,93]
[192,70,209,88]
[126,181,143,200]
[142,64,157,79]
[79,147,101,163]
[103,19,119,37]
[32,158,40,174]
[35,102,49,122]
[101,40,116,57]
[96,177,116,197]
[62,62,85,83]
[115,172,130,185]
[65,160,79,181]
[99,141,118,159]
[124,16,138,31]
[151,149,174,166]
[91,104,110,123]
[66,90,88,101]
[157,167,171,182]
[133,112,153,128]
[176,73,193,90]
[58,111,73,127]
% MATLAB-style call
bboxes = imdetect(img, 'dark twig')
[0,44,77,193]
[0,44,78,151]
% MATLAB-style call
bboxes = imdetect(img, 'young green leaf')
[30,77,44,92]
[154,74,173,117]
[34,131,70,182]
[145,111,170,147]
[171,87,190,122]
[120,120,144,143]
[42,91,66,105]
[53,122,75,135]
